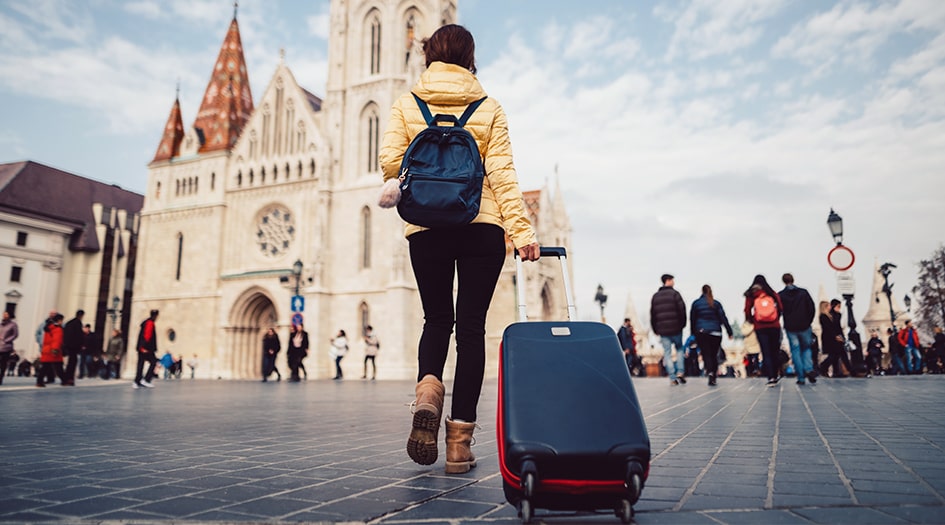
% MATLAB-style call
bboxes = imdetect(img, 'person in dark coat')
[61,310,85,385]
[690,284,733,386]
[287,323,309,382]
[778,273,817,385]
[650,274,688,386]
[819,300,851,378]
[261,327,282,382]
[134,309,159,388]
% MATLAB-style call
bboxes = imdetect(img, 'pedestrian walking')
[362,325,380,380]
[897,320,923,374]
[287,323,309,382]
[866,329,885,375]
[62,310,85,385]
[186,354,199,379]
[930,326,945,374]
[743,275,784,387]
[261,327,282,382]
[683,333,701,377]
[379,24,540,473]
[133,309,159,388]
[0,311,18,385]
[819,300,852,378]
[741,320,761,376]
[778,273,817,385]
[690,284,733,387]
[36,313,66,387]
[329,329,348,380]
[104,329,124,379]
[650,274,688,386]
[617,318,640,375]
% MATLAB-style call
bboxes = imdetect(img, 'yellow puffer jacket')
[379,62,536,249]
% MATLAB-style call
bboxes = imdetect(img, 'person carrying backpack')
[743,274,784,387]
[379,24,540,475]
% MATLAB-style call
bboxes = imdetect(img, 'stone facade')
[129,0,572,381]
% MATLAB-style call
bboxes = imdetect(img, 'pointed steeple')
[152,92,184,162]
[193,11,253,153]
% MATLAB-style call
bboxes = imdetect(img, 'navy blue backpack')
[396,93,487,229]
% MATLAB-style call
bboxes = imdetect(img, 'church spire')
[152,90,184,162]
[192,9,253,153]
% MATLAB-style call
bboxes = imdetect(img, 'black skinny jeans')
[135,351,157,384]
[755,327,782,380]
[695,332,722,377]
[408,223,506,422]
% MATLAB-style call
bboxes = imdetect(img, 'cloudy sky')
[1,0,943,334]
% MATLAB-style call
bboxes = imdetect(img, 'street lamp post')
[879,262,897,328]
[826,209,865,374]
[594,284,608,323]
[292,259,303,296]
[107,296,121,333]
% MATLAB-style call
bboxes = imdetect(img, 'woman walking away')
[379,24,540,473]
[329,329,348,380]
[261,328,281,382]
[744,275,784,387]
[362,325,380,380]
[690,285,734,386]
[287,324,309,382]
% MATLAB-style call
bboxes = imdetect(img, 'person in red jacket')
[133,309,159,388]
[743,275,784,387]
[897,320,923,374]
[37,313,65,387]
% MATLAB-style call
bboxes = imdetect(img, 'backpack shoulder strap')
[411,93,435,126]
[457,97,488,127]
[411,93,488,128]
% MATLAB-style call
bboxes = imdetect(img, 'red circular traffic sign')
[827,244,855,271]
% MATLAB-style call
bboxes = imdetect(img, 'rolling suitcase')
[497,247,650,524]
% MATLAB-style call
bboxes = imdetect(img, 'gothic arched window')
[175,233,184,281]
[363,104,380,173]
[361,206,372,269]
[368,11,382,75]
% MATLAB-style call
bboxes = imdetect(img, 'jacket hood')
[412,62,486,105]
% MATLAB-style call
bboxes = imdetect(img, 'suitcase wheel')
[626,461,644,504]
[615,499,633,523]
[519,498,533,524]
[520,459,538,499]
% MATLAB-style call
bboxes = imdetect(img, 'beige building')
[0,161,142,361]
[129,0,572,381]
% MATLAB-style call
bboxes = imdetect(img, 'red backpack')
[754,293,778,323]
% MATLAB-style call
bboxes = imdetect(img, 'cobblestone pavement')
[1,374,943,524]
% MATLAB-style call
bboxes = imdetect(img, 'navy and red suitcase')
[497,247,650,523]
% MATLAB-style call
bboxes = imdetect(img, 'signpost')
[291,312,304,327]
[291,295,305,313]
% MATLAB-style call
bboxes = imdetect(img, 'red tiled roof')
[0,161,144,252]
[192,16,253,153]
[152,97,184,162]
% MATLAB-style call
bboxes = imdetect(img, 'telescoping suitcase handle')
[513,246,577,322]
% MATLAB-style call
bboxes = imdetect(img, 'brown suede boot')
[445,418,478,474]
[407,374,445,465]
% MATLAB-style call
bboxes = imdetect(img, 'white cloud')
[307,5,331,40]
[659,0,788,61]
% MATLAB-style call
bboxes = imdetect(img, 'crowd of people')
[620,272,945,386]
[0,309,131,387]
[259,324,381,383]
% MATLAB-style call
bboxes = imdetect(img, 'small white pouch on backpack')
[377,178,401,208]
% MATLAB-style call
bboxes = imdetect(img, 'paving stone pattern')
[1,375,943,524]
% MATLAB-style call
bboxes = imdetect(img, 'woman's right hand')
[518,242,540,261]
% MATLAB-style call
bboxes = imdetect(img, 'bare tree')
[915,245,945,333]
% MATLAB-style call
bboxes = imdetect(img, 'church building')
[130,0,572,381]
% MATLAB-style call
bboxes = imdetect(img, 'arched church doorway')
[225,288,277,379]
